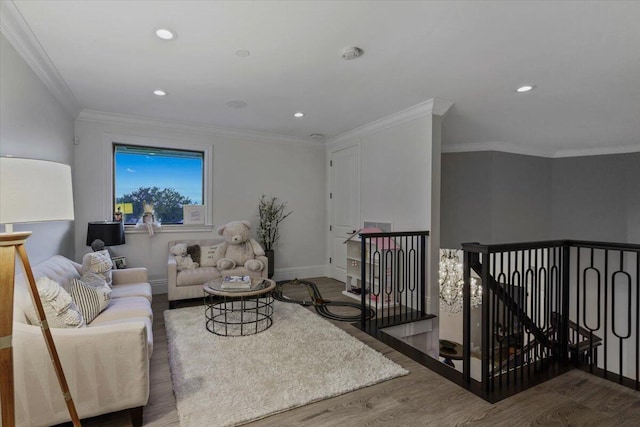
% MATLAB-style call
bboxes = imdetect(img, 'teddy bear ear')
[217,225,226,235]
[241,220,251,229]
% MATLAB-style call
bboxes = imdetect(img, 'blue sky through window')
[114,151,203,203]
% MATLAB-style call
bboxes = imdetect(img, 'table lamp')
[86,221,125,252]
[0,157,81,426]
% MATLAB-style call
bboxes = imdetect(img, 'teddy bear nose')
[232,235,241,243]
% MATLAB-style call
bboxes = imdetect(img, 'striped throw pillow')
[70,278,111,323]
[25,277,85,328]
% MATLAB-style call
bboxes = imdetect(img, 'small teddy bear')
[213,220,265,272]
[170,243,199,271]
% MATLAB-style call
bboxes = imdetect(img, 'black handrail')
[463,239,640,253]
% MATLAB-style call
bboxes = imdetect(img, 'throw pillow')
[82,250,113,287]
[69,278,111,323]
[187,244,201,265]
[25,277,85,328]
[199,245,219,267]
[80,271,108,288]
[82,249,112,273]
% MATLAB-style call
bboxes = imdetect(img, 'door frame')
[326,141,361,281]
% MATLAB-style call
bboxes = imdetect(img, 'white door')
[330,145,359,282]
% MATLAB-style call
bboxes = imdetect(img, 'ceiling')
[4,0,640,156]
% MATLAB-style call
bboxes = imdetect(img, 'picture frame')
[183,204,206,225]
[112,256,127,270]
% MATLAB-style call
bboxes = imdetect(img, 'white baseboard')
[272,265,327,282]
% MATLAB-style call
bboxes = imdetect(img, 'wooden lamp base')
[0,232,81,427]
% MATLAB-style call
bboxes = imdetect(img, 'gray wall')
[0,34,76,263]
[441,151,640,248]
[626,154,640,243]
[440,151,493,246]
[552,153,639,243]
[491,152,552,244]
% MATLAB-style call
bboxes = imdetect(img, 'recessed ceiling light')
[153,89,167,96]
[516,85,535,93]
[310,133,325,140]
[155,28,176,40]
[235,49,250,57]
[226,100,248,108]
[294,112,304,118]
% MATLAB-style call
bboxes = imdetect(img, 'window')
[113,144,204,225]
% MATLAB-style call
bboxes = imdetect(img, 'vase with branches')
[258,195,292,278]
[258,195,292,251]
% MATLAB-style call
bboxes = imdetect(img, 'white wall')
[359,116,433,230]
[327,103,450,316]
[73,113,326,292]
[0,33,75,263]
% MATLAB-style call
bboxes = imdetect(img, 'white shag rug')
[164,301,408,427]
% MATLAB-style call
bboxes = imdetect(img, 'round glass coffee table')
[203,277,276,336]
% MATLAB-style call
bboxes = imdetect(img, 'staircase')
[356,233,639,402]
[461,240,640,399]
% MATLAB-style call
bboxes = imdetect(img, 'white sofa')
[167,238,268,308]
[12,255,153,427]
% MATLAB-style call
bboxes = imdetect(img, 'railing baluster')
[463,249,472,385]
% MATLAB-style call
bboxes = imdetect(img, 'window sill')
[124,224,215,234]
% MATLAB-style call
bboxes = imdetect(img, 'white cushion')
[69,278,111,324]
[176,267,221,286]
[25,277,85,328]
[111,283,153,302]
[199,245,219,267]
[90,296,152,324]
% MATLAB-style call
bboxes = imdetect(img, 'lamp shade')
[86,221,125,246]
[0,157,74,225]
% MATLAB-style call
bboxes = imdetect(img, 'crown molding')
[0,0,80,118]
[553,143,640,158]
[442,140,640,159]
[442,141,555,158]
[77,109,323,148]
[326,98,453,148]
[430,98,454,117]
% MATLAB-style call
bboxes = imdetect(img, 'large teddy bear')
[213,220,265,272]
[170,243,199,271]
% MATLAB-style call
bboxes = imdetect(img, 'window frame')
[104,133,213,233]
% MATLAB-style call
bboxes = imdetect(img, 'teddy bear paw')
[244,259,264,272]
[217,259,236,270]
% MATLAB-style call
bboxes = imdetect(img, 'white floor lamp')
[0,157,81,426]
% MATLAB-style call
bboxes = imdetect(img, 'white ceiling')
[4,0,640,156]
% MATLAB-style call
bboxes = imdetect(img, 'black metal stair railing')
[359,231,430,330]
[462,239,640,397]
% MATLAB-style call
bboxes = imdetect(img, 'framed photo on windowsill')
[112,256,127,269]
[183,205,205,225]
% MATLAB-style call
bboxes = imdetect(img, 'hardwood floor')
[76,278,640,427]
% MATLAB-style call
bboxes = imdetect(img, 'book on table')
[221,275,252,289]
